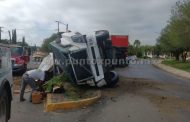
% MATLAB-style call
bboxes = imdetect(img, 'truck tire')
[95,30,109,41]
[0,88,8,122]
[105,71,119,88]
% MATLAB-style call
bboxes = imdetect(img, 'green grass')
[162,60,190,72]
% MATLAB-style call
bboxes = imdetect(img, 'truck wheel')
[0,88,8,122]
[105,71,119,88]
[95,30,109,41]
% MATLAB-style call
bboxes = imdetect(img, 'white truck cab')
[0,44,13,122]
[51,31,119,88]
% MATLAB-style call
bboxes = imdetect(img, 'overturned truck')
[50,30,119,88]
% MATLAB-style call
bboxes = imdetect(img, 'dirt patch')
[13,76,22,85]
[63,83,97,100]
[102,76,190,120]
[13,76,31,94]
[102,77,158,97]
[142,92,190,121]
[13,76,22,92]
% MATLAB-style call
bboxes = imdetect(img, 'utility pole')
[8,30,12,44]
[55,21,60,33]
[66,24,68,32]
[55,21,69,33]
[0,26,4,41]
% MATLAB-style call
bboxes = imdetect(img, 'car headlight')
[14,63,23,67]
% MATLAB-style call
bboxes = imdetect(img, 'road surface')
[11,60,190,122]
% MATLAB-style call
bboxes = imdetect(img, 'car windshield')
[10,47,23,56]
[71,34,86,43]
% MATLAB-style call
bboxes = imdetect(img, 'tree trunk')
[181,52,187,62]
[175,51,180,61]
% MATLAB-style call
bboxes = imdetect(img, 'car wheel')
[0,88,8,122]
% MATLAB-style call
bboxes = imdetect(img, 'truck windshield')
[71,34,86,43]
[10,47,23,56]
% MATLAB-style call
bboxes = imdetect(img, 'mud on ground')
[102,76,190,121]
[13,76,31,94]
[13,76,22,91]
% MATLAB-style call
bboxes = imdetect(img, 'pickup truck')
[10,45,30,73]
[0,44,13,122]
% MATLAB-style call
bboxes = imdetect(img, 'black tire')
[105,71,119,88]
[95,30,109,41]
[0,88,8,122]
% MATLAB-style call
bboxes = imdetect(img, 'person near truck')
[20,69,53,102]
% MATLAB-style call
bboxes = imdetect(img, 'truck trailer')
[110,35,129,67]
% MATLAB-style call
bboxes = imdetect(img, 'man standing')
[20,69,46,102]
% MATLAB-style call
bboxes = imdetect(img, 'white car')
[0,44,13,122]
[127,55,137,62]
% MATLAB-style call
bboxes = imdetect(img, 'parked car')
[127,55,137,62]
[0,44,13,122]
[10,45,30,73]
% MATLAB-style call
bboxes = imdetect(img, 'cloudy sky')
[0,0,181,46]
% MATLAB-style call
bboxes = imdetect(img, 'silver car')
[0,44,13,122]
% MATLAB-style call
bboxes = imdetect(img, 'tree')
[133,40,141,57]
[128,44,135,56]
[134,40,141,48]
[157,0,190,62]
[41,33,58,52]
[0,39,9,44]
[12,29,17,44]
[16,36,28,47]
[140,45,153,56]
[154,44,162,57]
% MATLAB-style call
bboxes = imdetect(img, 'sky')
[0,0,181,46]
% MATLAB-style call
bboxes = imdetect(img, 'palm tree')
[134,40,141,56]
[134,40,141,48]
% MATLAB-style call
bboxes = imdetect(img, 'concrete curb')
[44,90,101,112]
[153,63,190,80]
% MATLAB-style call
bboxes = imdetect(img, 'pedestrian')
[20,69,53,102]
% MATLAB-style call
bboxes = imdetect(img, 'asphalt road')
[11,60,190,122]
[117,60,190,85]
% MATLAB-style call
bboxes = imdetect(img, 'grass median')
[162,60,190,73]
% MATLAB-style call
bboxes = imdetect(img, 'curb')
[153,63,190,80]
[44,90,101,112]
